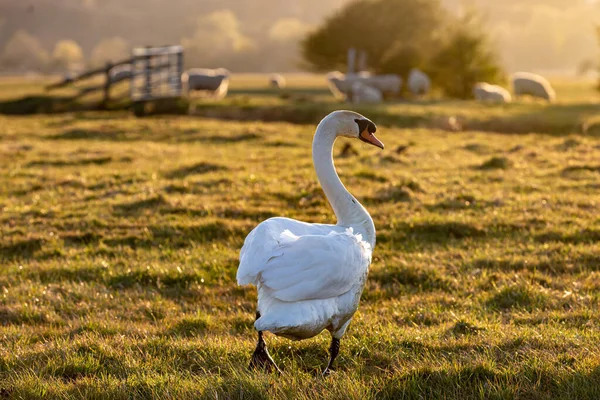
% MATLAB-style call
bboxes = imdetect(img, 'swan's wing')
[258,228,372,302]
[237,217,336,286]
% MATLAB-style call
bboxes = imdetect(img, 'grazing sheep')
[326,71,400,101]
[512,72,555,102]
[109,65,132,83]
[326,71,366,100]
[351,81,383,104]
[183,68,230,99]
[407,68,431,96]
[270,74,286,89]
[362,74,402,98]
[326,71,347,100]
[473,82,512,103]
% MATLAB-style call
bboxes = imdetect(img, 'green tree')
[301,0,445,73]
[52,39,84,71]
[2,30,49,71]
[90,37,130,67]
[426,13,504,99]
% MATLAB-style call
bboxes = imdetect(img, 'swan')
[237,110,384,375]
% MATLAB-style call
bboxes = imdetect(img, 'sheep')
[511,72,555,102]
[269,74,286,89]
[109,65,132,83]
[351,81,383,104]
[473,82,512,103]
[361,74,402,98]
[326,71,347,100]
[407,68,431,96]
[326,71,368,100]
[183,68,230,99]
[326,71,400,101]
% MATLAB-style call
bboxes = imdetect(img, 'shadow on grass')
[426,195,499,212]
[0,95,79,115]
[561,164,600,177]
[26,156,114,167]
[50,129,128,141]
[473,253,600,274]
[199,133,261,143]
[25,266,104,284]
[0,306,47,325]
[192,100,599,136]
[103,222,246,250]
[62,232,103,246]
[165,162,228,179]
[0,238,43,260]
[378,221,487,247]
[112,195,169,216]
[486,284,549,312]
[535,229,600,245]
[365,265,452,301]
[513,312,597,328]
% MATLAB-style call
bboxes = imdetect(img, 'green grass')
[1,76,600,399]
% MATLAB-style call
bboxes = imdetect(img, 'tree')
[2,30,49,71]
[301,0,446,72]
[182,10,256,70]
[427,13,504,99]
[264,18,312,71]
[90,37,129,66]
[268,18,311,44]
[52,39,84,71]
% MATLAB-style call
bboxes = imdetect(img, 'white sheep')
[361,74,402,97]
[511,72,555,103]
[326,71,400,101]
[326,71,368,100]
[183,68,230,99]
[407,68,431,96]
[351,81,383,104]
[269,74,286,89]
[326,71,347,100]
[109,65,132,83]
[473,82,512,103]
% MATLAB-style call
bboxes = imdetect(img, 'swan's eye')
[355,118,376,135]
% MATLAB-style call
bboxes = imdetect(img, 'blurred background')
[0,0,599,76]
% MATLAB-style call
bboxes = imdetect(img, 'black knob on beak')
[355,118,376,134]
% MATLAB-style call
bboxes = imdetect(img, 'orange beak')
[359,130,385,150]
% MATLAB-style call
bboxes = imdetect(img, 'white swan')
[237,110,384,375]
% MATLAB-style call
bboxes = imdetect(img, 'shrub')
[426,13,504,99]
[301,0,445,73]
[302,1,504,99]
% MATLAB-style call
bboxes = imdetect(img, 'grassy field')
[1,75,600,399]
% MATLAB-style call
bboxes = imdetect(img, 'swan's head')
[325,110,384,150]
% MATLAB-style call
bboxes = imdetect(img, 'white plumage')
[238,220,371,339]
[237,110,383,374]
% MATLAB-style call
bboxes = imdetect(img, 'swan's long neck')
[312,121,376,248]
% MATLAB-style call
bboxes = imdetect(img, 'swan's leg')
[322,337,340,376]
[249,312,281,373]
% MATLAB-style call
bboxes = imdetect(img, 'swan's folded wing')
[237,217,336,286]
[237,219,283,286]
[258,230,372,302]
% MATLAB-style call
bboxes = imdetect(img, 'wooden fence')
[46,45,184,108]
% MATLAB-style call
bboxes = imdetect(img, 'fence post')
[347,48,356,74]
[176,49,183,95]
[144,52,152,100]
[102,61,113,108]
[358,50,367,72]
